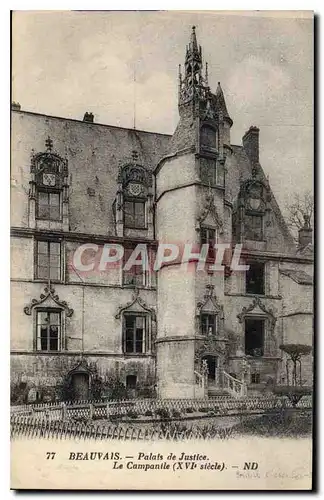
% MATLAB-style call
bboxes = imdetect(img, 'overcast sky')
[12,10,313,212]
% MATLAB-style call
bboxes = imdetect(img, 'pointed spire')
[215,82,231,122]
[190,25,199,53]
[185,25,202,63]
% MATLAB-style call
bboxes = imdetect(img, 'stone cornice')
[11,226,158,246]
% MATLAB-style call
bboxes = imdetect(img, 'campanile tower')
[155,27,233,398]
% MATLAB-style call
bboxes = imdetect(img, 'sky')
[12,10,313,213]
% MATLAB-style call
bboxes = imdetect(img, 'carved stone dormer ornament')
[237,297,276,333]
[234,168,272,242]
[196,193,224,234]
[24,282,74,317]
[196,284,224,318]
[115,287,156,321]
[113,150,154,238]
[29,136,69,231]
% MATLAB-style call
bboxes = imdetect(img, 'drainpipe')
[71,264,85,353]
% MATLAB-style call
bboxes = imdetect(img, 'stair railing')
[222,370,247,398]
[194,370,207,398]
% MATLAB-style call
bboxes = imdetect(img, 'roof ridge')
[11,109,173,138]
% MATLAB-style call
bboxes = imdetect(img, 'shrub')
[156,408,170,419]
[273,385,312,407]
[144,409,153,417]
[126,410,138,419]
[185,407,194,413]
[171,409,181,418]
[198,407,210,413]
[109,381,128,400]
[109,413,123,422]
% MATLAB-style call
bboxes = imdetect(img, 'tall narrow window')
[37,191,61,220]
[251,373,261,384]
[200,158,216,185]
[200,227,216,260]
[245,318,265,357]
[36,310,61,351]
[245,214,263,241]
[246,262,265,295]
[201,314,217,336]
[201,125,217,148]
[36,241,61,280]
[124,200,146,228]
[123,247,145,287]
[124,315,146,354]
[216,164,225,187]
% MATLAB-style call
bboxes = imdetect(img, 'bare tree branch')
[285,190,314,236]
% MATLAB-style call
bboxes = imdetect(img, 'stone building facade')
[11,27,313,402]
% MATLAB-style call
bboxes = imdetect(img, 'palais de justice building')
[11,27,313,402]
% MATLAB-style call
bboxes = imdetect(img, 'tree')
[279,343,312,386]
[285,190,314,239]
[274,344,312,407]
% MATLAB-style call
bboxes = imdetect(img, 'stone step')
[207,387,230,398]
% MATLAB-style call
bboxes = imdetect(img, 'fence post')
[61,402,67,421]
[89,403,93,420]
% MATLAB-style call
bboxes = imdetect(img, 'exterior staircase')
[207,386,231,398]
[195,369,247,399]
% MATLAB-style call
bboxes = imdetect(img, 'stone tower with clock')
[155,27,234,398]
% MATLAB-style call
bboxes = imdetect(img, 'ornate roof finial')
[191,26,198,50]
[45,136,53,152]
[187,25,201,59]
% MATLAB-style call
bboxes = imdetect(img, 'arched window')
[201,124,217,148]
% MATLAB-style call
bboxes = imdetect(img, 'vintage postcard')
[10,10,314,490]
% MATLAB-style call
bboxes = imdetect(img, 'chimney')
[83,112,94,123]
[298,215,313,248]
[12,101,21,111]
[242,126,259,165]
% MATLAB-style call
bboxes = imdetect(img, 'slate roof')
[279,268,313,285]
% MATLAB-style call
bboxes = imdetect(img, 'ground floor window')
[124,315,147,354]
[251,373,261,384]
[126,375,137,389]
[36,310,61,351]
[245,318,264,357]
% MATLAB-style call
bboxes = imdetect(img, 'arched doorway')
[71,372,89,400]
[202,355,219,386]
[67,361,92,401]
[126,374,137,398]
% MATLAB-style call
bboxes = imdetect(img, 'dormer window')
[114,152,153,238]
[37,191,61,221]
[234,171,271,243]
[29,136,69,230]
[124,199,146,229]
[245,214,263,241]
